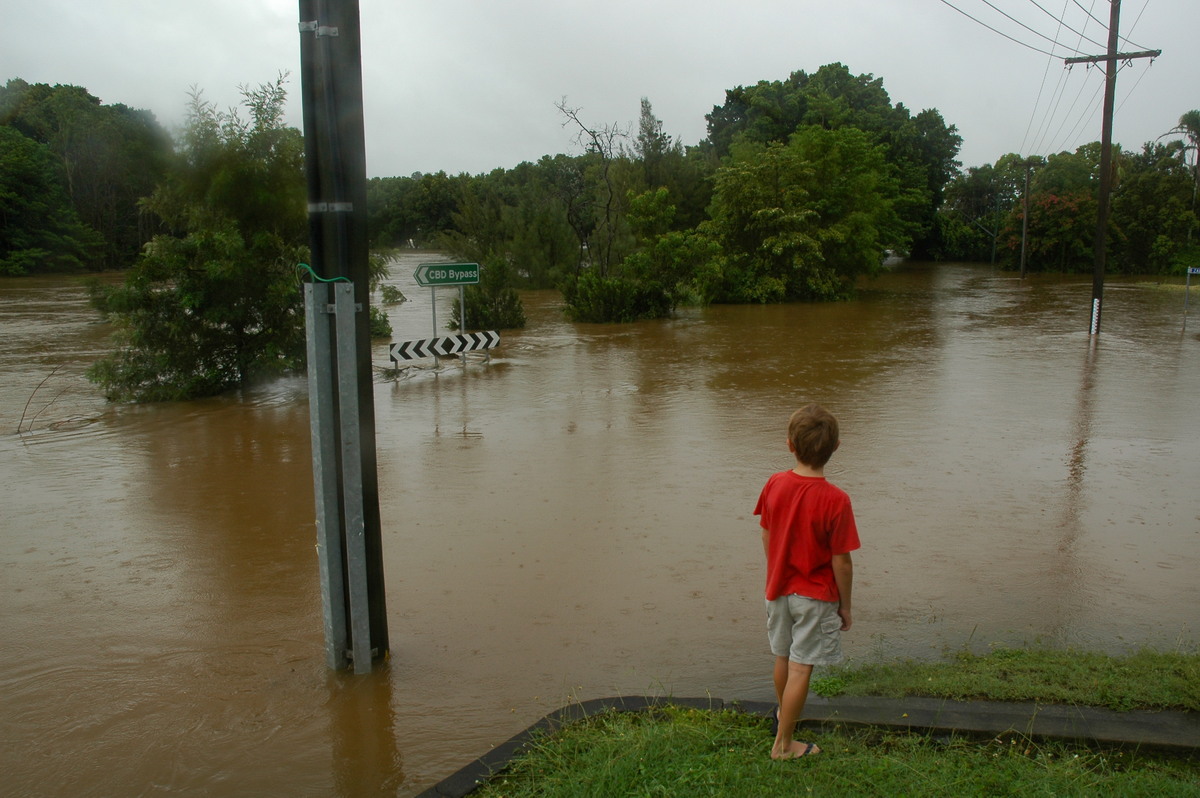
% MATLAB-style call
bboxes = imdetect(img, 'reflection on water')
[1,260,1197,795]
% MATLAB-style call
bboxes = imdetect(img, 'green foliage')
[609,188,722,311]
[367,170,464,248]
[940,128,1200,275]
[449,259,526,331]
[363,67,973,312]
[704,63,962,255]
[435,178,529,330]
[704,127,904,302]
[0,78,171,270]
[88,76,307,402]
[935,158,1028,263]
[810,675,848,697]
[477,704,1200,798]
[1007,190,1098,274]
[368,306,392,338]
[1110,142,1195,274]
[366,253,395,337]
[832,647,1200,712]
[379,284,407,304]
[561,270,671,323]
[0,126,103,274]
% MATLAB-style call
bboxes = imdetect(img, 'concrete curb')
[416,696,1200,797]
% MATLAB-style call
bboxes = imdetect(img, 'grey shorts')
[766,594,845,665]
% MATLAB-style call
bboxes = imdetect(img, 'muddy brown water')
[2,255,1197,796]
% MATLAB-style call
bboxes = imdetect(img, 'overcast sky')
[3,0,1195,178]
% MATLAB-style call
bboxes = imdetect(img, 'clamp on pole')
[299,21,339,37]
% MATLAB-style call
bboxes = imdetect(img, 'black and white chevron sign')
[389,331,500,361]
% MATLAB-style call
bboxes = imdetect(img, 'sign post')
[394,263,498,364]
[1186,266,1200,331]
[415,262,480,345]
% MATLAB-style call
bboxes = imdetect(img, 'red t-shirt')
[754,470,860,602]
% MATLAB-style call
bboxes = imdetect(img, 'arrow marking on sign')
[389,332,501,361]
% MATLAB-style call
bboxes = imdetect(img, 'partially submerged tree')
[703,127,906,302]
[89,76,308,402]
[556,98,632,277]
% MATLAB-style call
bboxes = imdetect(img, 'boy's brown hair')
[788,404,840,468]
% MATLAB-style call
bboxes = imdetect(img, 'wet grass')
[816,647,1200,712]
[474,648,1200,797]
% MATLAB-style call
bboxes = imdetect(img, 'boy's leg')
[771,657,819,759]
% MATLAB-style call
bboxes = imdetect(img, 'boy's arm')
[832,552,853,631]
[761,528,770,560]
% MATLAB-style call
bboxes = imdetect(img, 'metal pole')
[459,284,468,368]
[430,287,439,368]
[334,283,373,674]
[298,0,388,670]
[304,282,348,670]
[1185,270,1192,332]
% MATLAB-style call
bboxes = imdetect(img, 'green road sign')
[414,262,479,287]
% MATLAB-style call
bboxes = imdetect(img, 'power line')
[1045,69,1105,153]
[1021,0,1075,154]
[938,0,1078,58]
[1114,56,1154,114]
[1024,0,1109,50]
[1070,0,1151,49]
[973,0,1090,54]
[1121,0,1153,50]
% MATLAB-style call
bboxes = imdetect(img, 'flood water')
[2,254,1197,796]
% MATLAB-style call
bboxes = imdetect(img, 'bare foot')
[771,741,820,760]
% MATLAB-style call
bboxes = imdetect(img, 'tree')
[703,64,960,256]
[555,99,634,277]
[0,79,171,270]
[88,76,308,402]
[632,98,679,190]
[1110,141,1194,274]
[1163,110,1200,243]
[436,173,527,330]
[628,98,713,231]
[0,126,103,274]
[621,187,721,308]
[449,259,527,331]
[703,127,905,303]
[937,157,1027,263]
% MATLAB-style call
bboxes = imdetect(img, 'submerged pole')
[1065,0,1160,335]
[298,0,388,672]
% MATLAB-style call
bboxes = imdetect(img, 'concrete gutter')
[416,695,1200,797]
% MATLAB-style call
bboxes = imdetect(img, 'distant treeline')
[5,67,1196,295]
[0,79,171,275]
[369,64,1198,323]
[937,120,1199,275]
[370,63,966,316]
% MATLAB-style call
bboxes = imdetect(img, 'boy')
[754,403,860,759]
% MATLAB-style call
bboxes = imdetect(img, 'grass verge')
[473,648,1200,797]
[814,647,1200,711]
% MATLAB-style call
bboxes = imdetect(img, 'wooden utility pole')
[1064,0,1160,335]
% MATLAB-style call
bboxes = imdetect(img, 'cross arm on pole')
[1065,49,1160,65]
